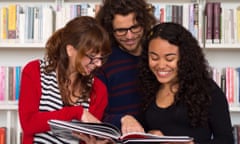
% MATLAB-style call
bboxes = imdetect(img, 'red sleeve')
[88,77,108,120]
[18,60,84,135]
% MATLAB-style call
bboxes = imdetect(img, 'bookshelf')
[202,0,240,125]
[0,0,240,143]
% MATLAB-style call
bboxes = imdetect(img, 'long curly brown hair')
[139,22,212,127]
[44,16,111,106]
[95,0,156,46]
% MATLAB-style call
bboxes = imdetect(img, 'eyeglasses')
[113,24,142,36]
[85,54,107,65]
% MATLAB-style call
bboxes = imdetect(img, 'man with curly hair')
[95,0,156,130]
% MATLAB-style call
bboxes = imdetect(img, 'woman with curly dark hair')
[135,22,234,143]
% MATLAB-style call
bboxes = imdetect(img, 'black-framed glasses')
[113,24,142,36]
[85,54,107,65]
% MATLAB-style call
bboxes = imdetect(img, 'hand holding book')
[72,132,113,144]
[120,115,145,134]
[48,119,194,144]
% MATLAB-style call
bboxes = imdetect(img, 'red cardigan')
[18,60,108,144]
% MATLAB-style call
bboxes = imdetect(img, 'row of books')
[0,3,99,42]
[1,2,240,45]
[0,66,22,102]
[211,67,240,106]
[205,2,240,44]
[0,126,22,144]
[152,3,201,44]
[1,2,203,44]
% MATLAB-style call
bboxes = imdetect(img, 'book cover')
[48,119,193,144]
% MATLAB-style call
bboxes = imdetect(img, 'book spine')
[205,2,213,43]
[193,3,199,39]
[221,69,226,95]
[172,5,178,23]
[229,9,235,43]
[33,7,40,41]
[15,66,21,101]
[19,6,26,41]
[182,4,189,29]
[42,6,53,41]
[8,66,14,101]
[236,6,240,43]
[177,5,183,25]
[236,68,240,103]
[8,4,17,39]
[81,3,88,16]
[0,127,6,144]
[188,4,195,37]
[0,66,6,101]
[165,5,172,22]
[0,7,8,39]
[213,2,221,44]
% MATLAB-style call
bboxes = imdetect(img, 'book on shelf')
[213,2,221,44]
[0,7,8,39]
[8,4,17,39]
[48,119,193,144]
[205,2,213,43]
[0,127,6,144]
[237,6,240,43]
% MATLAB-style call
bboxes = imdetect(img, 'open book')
[48,119,193,144]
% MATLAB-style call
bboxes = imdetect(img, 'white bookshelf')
[0,0,240,143]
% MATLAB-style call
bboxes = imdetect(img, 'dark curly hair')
[139,22,212,127]
[95,0,156,46]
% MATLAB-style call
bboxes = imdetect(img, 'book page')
[120,132,193,143]
[48,120,121,140]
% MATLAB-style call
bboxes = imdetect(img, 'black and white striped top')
[33,59,89,144]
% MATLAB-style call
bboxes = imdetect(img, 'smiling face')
[112,12,144,56]
[67,45,104,76]
[81,52,104,75]
[148,37,179,86]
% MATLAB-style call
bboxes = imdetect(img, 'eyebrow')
[113,24,139,30]
[149,51,177,56]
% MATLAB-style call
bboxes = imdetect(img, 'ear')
[66,44,75,57]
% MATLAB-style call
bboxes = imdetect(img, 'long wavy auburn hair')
[43,16,111,105]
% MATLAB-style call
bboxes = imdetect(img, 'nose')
[94,60,102,67]
[125,30,134,39]
[157,59,166,68]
